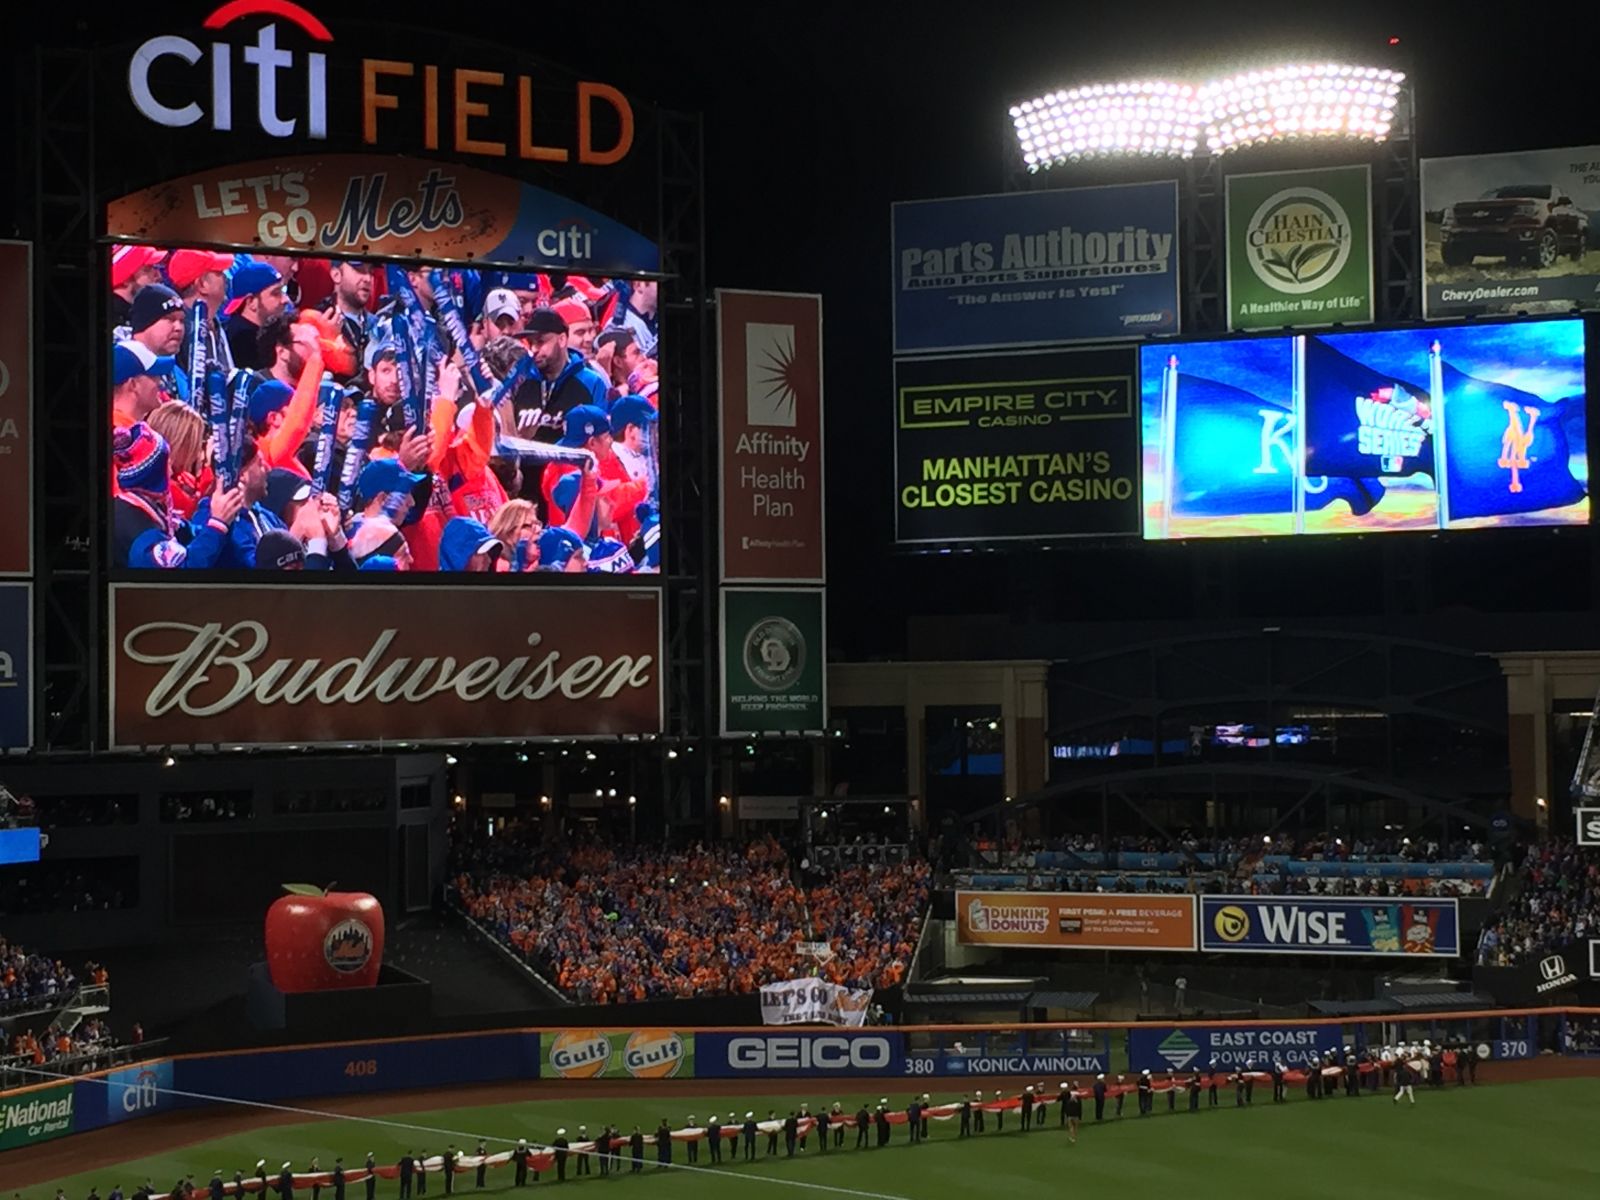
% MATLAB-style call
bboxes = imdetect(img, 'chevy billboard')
[892,182,1180,353]
[695,1031,905,1079]
[1128,1024,1343,1072]
[1199,896,1460,957]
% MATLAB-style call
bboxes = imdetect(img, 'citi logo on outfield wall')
[127,0,634,164]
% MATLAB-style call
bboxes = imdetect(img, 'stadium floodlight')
[1010,63,1404,167]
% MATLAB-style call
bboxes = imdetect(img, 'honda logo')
[1540,955,1567,982]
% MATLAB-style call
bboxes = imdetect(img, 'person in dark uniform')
[744,1113,759,1161]
[817,1104,831,1151]
[706,1115,721,1165]
[1233,1069,1246,1107]
[276,1164,293,1200]
[512,1142,528,1189]
[414,1154,426,1196]
[630,1126,646,1173]
[1114,1076,1126,1118]
[972,1091,986,1134]
[685,1116,700,1164]
[602,1127,617,1178]
[1244,1059,1256,1104]
[1057,1083,1071,1128]
[209,1172,224,1200]
[1092,1075,1107,1121]
[784,1111,799,1156]
[833,1103,846,1149]
[1466,1045,1480,1084]
[765,1110,780,1157]
[475,1142,489,1188]
[919,1094,931,1139]
[551,1132,569,1183]
[230,1169,244,1200]
[655,1119,673,1169]
[798,1104,810,1152]
[959,1094,972,1137]
[1019,1086,1033,1131]
[307,1159,321,1200]
[1188,1072,1202,1111]
[875,1104,891,1147]
[1138,1070,1154,1115]
[397,1155,413,1200]
[1271,1058,1286,1103]
[1393,1056,1416,1104]
[1431,1044,1445,1088]
[1307,1057,1323,1099]
[906,1098,921,1144]
[1166,1074,1177,1112]
[440,1149,455,1197]
[574,1129,591,1178]
[1207,1059,1220,1107]
[855,1104,871,1148]
[1345,1050,1360,1097]
[332,1160,345,1200]
[1065,1084,1083,1144]
[993,1091,1006,1132]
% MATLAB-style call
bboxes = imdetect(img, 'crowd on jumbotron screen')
[453,833,930,1003]
[108,246,660,573]
[1476,837,1599,966]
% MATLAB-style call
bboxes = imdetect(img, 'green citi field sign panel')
[0,1082,75,1150]
[720,588,826,736]
[1226,164,1374,331]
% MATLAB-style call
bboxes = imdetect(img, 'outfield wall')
[3,1010,1596,1155]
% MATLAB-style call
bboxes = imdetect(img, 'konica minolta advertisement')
[892,182,1180,353]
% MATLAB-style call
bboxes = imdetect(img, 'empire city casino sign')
[126,0,635,167]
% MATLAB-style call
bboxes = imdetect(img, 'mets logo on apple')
[324,918,374,973]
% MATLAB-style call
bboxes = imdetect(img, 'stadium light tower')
[1010,62,1405,169]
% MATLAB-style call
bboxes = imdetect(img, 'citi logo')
[129,0,330,138]
[119,1069,162,1113]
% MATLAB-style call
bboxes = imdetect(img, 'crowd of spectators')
[0,940,106,1016]
[454,834,931,1004]
[958,831,1488,868]
[1476,838,1600,967]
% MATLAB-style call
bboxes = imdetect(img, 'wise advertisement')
[0,242,31,576]
[892,182,1180,353]
[108,584,663,748]
[1128,1024,1343,1073]
[107,154,659,276]
[0,1082,75,1151]
[955,891,1197,951]
[543,1030,693,1080]
[1226,165,1373,330]
[0,584,31,751]
[1422,146,1600,318]
[895,347,1141,544]
[1198,896,1460,957]
[1140,317,1588,539]
[721,588,826,736]
[717,291,825,583]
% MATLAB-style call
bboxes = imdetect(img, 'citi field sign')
[122,0,635,167]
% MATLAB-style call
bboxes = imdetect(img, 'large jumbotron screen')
[1140,317,1588,538]
[108,248,661,575]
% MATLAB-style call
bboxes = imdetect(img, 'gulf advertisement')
[717,290,825,583]
[720,588,826,735]
[695,1031,906,1079]
[0,241,31,577]
[955,891,1197,952]
[1140,317,1588,539]
[1128,1024,1343,1073]
[892,182,1180,354]
[894,347,1141,545]
[1225,165,1374,331]
[0,584,31,751]
[542,1030,694,1080]
[1199,896,1461,957]
[107,155,659,276]
[1421,146,1600,318]
[108,584,664,748]
[0,1082,74,1151]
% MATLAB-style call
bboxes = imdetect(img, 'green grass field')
[15,1079,1600,1200]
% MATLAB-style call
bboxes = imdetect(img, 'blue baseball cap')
[586,538,635,574]
[537,526,586,571]
[248,380,295,427]
[357,458,426,505]
[113,341,175,386]
[228,261,283,303]
[364,336,398,371]
[609,395,658,438]
[558,404,611,447]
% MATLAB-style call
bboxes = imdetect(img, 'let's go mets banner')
[1199,896,1460,957]
[956,891,1196,951]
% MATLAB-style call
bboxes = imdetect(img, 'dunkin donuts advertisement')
[543,1029,695,1080]
[108,583,664,746]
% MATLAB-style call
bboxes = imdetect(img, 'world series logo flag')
[1141,317,1587,538]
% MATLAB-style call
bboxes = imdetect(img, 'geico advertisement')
[894,347,1141,545]
[106,1059,175,1123]
[1199,896,1460,956]
[695,1032,906,1078]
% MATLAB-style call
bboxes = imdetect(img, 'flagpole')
[1161,354,1179,540]
[1430,339,1449,528]
[1292,336,1306,535]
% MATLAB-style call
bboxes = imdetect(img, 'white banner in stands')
[759,978,873,1027]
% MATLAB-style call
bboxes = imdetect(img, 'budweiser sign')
[110,585,662,747]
